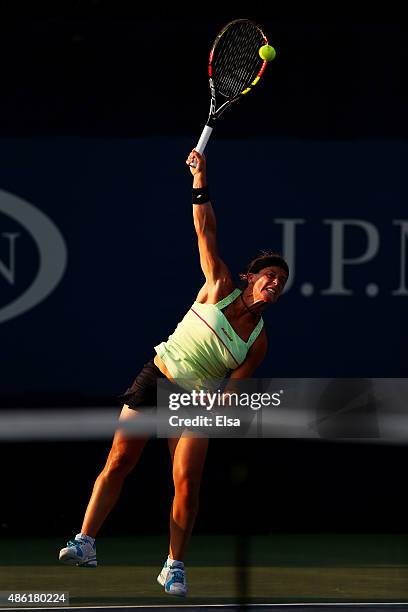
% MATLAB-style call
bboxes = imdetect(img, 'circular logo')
[0,190,67,323]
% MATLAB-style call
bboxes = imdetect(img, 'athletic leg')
[59,405,148,565]
[169,433,209,560]
[157,433,208,595]
[81,405,148,536]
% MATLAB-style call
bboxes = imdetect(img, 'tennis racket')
[192,19,272,164]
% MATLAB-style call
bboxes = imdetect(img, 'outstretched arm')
[186,150,231,287]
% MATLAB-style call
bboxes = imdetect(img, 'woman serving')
[59,149,289,597]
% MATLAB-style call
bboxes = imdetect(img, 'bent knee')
[104,447,139,478]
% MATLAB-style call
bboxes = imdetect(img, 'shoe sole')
[59,551,97,567]
[164,586,187,597]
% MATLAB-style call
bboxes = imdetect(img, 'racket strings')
[212,21,265,98]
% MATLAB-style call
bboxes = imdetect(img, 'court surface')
[0,534,407,609]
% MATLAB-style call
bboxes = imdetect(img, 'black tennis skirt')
[117,359,211,436]
[118,358,165,410]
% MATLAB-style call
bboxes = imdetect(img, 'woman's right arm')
[186,149,232,289]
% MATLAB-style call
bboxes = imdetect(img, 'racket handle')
[191,124,213,167]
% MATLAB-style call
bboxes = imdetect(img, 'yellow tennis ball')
[259,45,276,62]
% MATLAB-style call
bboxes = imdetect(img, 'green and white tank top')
[154,288,264,391]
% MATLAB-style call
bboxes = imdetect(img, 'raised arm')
[186,150,232,289]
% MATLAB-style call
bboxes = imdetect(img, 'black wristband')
[192,186,210,204]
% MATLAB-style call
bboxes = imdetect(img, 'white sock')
[76,532,95,544]
[168,555,184,568]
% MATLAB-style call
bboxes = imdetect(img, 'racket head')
[208,19,269,104]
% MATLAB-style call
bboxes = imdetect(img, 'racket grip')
[191,125,213,167]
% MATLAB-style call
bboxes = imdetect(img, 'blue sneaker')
[157,557,187,596]
[59,534,97,567]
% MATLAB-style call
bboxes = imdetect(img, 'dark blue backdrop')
[1,137,406,404]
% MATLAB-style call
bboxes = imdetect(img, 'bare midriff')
[154,354,176,383]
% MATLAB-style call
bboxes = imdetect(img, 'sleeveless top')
[154,288,264,391]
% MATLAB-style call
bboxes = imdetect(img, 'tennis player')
[59,149,289,596]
